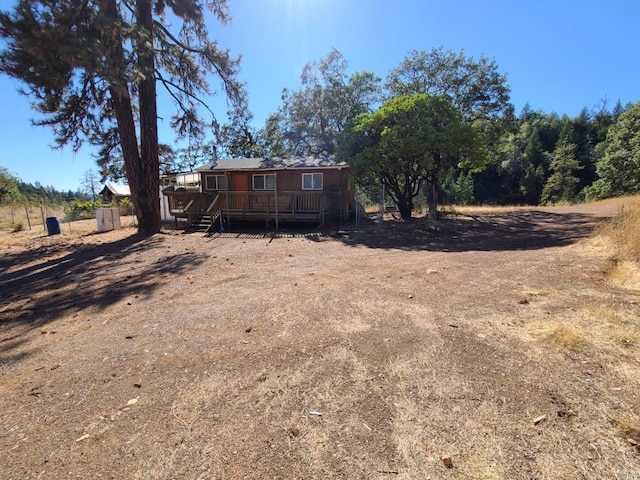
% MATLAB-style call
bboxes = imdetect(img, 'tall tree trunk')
[99,0,146,232]
[135,0,161,234]
[99,0,161,236]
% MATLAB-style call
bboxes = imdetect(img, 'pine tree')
[1,0,244,234]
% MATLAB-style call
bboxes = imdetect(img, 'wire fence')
[0,204,69,232]
[0,204,138,232]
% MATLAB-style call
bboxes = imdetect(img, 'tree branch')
[155,71,213,115]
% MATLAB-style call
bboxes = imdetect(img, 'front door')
[232,173,249,209]
[233,173,249,191]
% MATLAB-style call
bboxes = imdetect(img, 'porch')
[163,190,327,231]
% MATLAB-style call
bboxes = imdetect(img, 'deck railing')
[164,190,325,226]
[223,191,322,214]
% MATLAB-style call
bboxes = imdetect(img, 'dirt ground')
[1,204,639,479]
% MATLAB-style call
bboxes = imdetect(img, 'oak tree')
[339,94,483,220]
[386,46,514,146]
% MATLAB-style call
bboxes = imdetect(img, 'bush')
[119,197,134,215]
[11,221,24,232]
[64,200,114,220]
[64,199,114,220]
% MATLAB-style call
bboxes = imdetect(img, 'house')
[163,156,354,231]
[100,183,131,204]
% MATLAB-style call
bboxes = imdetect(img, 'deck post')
[225,181,230,228]
[274,175,279,231]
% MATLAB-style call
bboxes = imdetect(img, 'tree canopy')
[263,48,381,157]
[0,0,243,234]
[0,168,23,204]
[586,101,640,199]
[338,94,483,220]
[385,47,514,146]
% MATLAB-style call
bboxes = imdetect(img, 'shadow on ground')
[202,220,326,242]
[334,210,611,252]
[0,233,208,363]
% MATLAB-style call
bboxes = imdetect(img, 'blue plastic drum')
[46,217,61,235]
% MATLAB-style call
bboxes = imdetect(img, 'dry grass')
[528,304,640,358]
[589,197,640,289]
[0,204,67,232]
[445,204,526,215]
[531,320,589,351]
[2,202,640,479]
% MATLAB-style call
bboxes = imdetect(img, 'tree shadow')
[0,233,208,363]
[334,210,611,252]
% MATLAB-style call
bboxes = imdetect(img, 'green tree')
[261,113,288,157]
[1,0,243,234]
[541,143,583,204]
[492,110,560,204]
[519,163,546,204]
[441,168,475,205]
[268,48,381,156]
[339,94,482,220]
[587,101,640,198]
[0,167,24,204]
[217,99,264,158]
[385,47,514,146]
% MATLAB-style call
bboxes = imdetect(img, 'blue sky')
[1,0,639,191]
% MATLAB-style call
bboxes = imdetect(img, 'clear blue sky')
[1,0,638,192]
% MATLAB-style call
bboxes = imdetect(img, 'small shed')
[100,184,131,204]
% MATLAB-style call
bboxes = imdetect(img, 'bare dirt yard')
[1,204,639,479]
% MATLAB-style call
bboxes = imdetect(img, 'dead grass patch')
[606,259,640,290]
[590,198,640,290]
[532,320,589,351]
[615,418,640,444]
[526,303,640,380]
[447,204,525,215]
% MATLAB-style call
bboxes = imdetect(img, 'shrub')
[119,197,134,215]
[64,199,113,219]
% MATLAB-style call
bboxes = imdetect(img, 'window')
[302,173,323,190]
[253,174,276,190]
[205,175,227,190]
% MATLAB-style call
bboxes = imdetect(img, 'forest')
[2,46,638,215]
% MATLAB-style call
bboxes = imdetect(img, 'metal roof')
[102,184,131,196]
[195,156,349,171]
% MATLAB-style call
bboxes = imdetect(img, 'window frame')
[205,174,227,191]
[302,172,323,190]
[252,173,276,190]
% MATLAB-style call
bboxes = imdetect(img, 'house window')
[205,175,227,190]
[302,173,323,190]
[253,174,276,190]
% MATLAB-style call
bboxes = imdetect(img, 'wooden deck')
[164,191,326,229]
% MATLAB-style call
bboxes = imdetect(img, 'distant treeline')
[0,167,82,205]
[450,101,633,206]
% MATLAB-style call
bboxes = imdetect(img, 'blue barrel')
[46,217,61,235]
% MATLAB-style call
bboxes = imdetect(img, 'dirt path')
[1,205,639,479]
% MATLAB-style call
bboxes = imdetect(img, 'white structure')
[96,208,121,232]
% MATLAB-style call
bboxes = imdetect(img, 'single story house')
[163,156,354,231]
